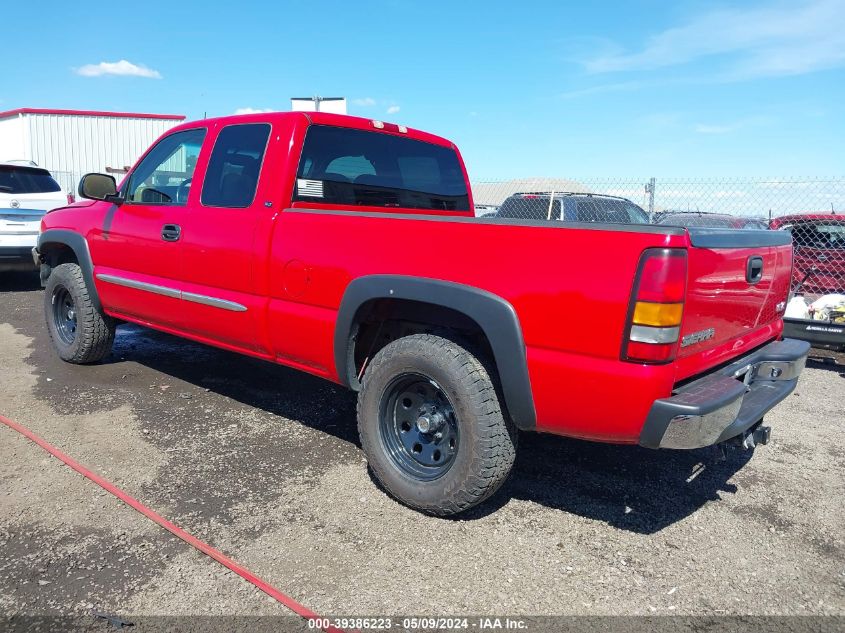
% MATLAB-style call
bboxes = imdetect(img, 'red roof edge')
[0,108,186,121]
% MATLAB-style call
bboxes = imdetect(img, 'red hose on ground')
[0,412,346,633]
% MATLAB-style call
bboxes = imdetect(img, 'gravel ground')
[1,270,843,630]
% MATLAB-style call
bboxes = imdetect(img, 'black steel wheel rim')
[378,373,459,481]
[52,286,77,345]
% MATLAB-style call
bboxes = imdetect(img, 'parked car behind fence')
[771,213,845,350]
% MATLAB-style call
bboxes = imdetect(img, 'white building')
[0,108,185,192]
[290,97,347,114]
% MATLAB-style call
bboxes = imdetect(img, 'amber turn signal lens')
[632,302,683,327]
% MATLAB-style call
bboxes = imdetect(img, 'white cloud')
[234,107,274,115]
[352,97,376,107]
[582,0,845,79]
[386,105,401,115]
[76,60,162,79]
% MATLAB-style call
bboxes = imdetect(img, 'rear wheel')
[44,263,115,364]
[357,333,517,516]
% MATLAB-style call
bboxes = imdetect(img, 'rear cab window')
[0,165,61,194]
[293,125,470,211]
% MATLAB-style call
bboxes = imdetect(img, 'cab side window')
[126,129,206,205]
[201,123,271,208]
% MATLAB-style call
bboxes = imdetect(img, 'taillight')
[66,193,75,205]
[622,248,688,364]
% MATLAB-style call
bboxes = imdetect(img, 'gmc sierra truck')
[35,112,809,515]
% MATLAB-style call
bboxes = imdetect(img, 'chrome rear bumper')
[639,338,810,449]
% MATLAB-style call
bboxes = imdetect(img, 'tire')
[357,333,517,516]
[44,263,115,364]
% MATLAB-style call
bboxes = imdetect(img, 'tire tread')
[45,263,115,364]
[357,333,517,516]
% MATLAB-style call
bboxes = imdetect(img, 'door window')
[201,123,271,208]
[125,128,206,205]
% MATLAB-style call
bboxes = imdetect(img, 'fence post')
[645,177,656,222]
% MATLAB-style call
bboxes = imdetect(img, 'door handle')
[161,224,181,242]
[746,256,764,284]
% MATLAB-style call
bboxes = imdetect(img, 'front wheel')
[44,263,115,364]
[357,334,517,516]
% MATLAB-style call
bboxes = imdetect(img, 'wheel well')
[350,298,497,387]
[38,242,78,286]
[41,242,79,267]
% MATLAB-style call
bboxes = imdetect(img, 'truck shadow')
[463,432,752,533]
[806,354,845,376]
[104,324,752,534]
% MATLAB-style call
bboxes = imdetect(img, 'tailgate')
[1,192,66,213]
[679,229,793,361]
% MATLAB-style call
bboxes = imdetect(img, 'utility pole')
[645,177,656,222]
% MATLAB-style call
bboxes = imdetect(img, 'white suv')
[1,162,70,271]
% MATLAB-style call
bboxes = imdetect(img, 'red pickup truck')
[35,112,809,515]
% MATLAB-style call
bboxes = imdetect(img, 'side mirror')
[79,173,122,204]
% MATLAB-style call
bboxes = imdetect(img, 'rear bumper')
[639,338,810,449]
[0,246,38,269]
[783,317,845,351]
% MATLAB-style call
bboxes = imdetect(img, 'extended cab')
[36,112,809,515]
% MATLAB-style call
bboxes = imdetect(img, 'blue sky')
[3,0,843,179]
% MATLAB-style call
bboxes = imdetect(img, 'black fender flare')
[334,275,536,430]
[37,229,101,312]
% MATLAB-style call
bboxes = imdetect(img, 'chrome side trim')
[95,273,247,312]
[182,291,247,312]
[96,273,180,299]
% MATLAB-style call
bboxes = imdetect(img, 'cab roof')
[771,213,843,225]
[169,111,456,149]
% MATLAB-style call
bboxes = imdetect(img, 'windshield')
[0,165,61,194]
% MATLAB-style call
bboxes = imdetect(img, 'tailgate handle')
[746,256,764,284]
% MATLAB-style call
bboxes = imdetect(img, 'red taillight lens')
[636,251,687,302]
[625,341,677,363]
[622,248,688,364]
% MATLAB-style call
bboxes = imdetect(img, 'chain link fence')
[470,177,845,326]
[41,167,845,328]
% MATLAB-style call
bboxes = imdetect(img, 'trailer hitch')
[731,422,772,450]
[714,422,772,460]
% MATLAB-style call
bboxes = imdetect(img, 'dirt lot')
[1,270,843,629]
